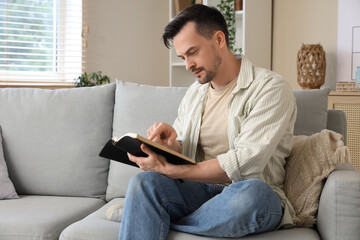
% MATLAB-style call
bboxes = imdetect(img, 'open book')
[99,133,195,167]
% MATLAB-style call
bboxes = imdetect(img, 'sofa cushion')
[106,80,187,201]
[61,197,320,240]
[326,109,347,144]
[0,84,115,198]
[60,198,124,240]
[284,129,350,227]
[293,88,330,136]
[0,195,105,240]
[0,126,19,200]
[168,228,320,240]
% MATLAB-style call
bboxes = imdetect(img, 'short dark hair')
[162,4,229,49]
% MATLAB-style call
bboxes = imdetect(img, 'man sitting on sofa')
[118,4,297,239]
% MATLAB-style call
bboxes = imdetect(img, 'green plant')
[217,0,242,54]
[74,71,110,87]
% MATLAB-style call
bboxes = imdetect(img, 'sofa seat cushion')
[60,198,124,240]
[0,195,105,240]
[168,228,320,240]
[60,198,320,240]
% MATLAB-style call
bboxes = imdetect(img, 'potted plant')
[74,71,110,87]
[217,0,242,55]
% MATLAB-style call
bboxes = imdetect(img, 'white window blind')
[0,0,87,86]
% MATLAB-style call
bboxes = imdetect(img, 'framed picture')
[337,0,360,82]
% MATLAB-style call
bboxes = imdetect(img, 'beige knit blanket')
[284,129,350,227]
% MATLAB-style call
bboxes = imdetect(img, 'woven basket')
[297,44,326,89]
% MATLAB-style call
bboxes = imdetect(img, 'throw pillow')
[0,126,19,200]
[284,129,350,227]
[293,88,330,136]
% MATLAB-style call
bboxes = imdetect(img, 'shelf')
[172,62,186,67]
[169,0,272,86]
[330,91,360,96]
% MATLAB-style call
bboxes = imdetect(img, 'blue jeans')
[118,172,282,239]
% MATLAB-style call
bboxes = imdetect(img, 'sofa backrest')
[105,83,345,202]
[106,80,188,201]
[0,84,115,199]
[292,87,347,143]
[326,109,347,144]
[293,88,330,136]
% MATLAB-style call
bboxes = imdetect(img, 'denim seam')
[159,207,166,240]
[160,197,199,212]
[247,211,282,232]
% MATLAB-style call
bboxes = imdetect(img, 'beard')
[195,49,222,85]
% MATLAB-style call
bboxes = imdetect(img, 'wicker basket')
[297,44,326,89]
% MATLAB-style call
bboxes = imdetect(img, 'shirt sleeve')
[217,79,296,182]
[173,94,186,143]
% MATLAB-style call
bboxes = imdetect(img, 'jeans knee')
[129,171,162,189]
[229,179,281,211]
[226,179,282,234]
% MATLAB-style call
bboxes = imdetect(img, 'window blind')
[0,0,87,86]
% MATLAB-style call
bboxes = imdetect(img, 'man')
[118,4,296,239]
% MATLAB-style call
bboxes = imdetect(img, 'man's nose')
[185,59,195,71]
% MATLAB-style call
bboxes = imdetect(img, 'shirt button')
[264,136,269,141]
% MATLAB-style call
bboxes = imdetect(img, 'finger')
[146,123,159,137]
[148,126,164,141]
[128,153,145,168]
[167,131,178,146]
[147,123,158,137]
[139,165,147,171]
[151,135,166,145]
[140,144,154,156]
[127,153,136,163]
[146,129,152,138]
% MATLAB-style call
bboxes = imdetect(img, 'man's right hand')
[147,122,182,153]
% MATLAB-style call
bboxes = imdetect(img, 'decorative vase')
[297,44,326,89]
[356,66,360,90]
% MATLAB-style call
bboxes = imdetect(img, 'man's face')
[173,22,222,85]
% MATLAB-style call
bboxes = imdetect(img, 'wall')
[272,0,338,90]
[85,1,339,89]
[85,1,170,86]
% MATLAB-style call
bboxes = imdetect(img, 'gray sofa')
[0,80,359,240]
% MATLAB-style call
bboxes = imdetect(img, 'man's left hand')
[127,144,168,173]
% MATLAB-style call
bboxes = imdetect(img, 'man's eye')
[189,51,197,56]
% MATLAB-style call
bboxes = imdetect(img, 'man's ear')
[213,30,226,48]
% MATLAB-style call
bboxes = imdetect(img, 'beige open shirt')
[173,55,297,228]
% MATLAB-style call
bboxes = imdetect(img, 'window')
[0,0,86,87]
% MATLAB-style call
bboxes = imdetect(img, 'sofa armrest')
[317,168,360,240]
[326,109,347,145]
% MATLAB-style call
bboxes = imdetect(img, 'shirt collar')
[233,54,254,93]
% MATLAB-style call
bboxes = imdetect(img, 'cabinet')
[168,0,272,87]
[328,91,360,171]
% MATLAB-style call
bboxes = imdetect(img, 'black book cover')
[99,133,195,168]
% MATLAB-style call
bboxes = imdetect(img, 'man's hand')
[128,143,231,184]
[127,144,168,173]
[147,122,182,153]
